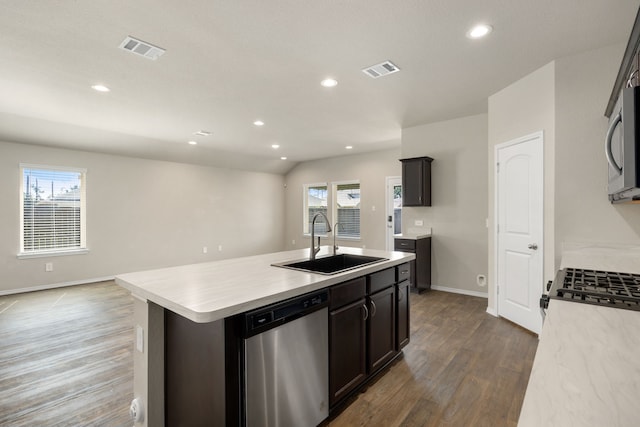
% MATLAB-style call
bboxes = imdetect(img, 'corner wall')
[0,141,285,294]
[554,43,640,257]
[487,62,556,313]
[402,114,488,295]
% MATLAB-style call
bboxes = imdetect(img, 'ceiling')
[1,0,638,174]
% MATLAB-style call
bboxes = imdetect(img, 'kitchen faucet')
[333,222,344,256]
[310,212,332,260]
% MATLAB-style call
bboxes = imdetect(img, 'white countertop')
[395,231,432,240]
[518,300,640,427]
[115,246,414,323]
[518,245,640,426]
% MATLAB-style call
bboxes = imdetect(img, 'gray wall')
[402,114,488,296]
[0,141,285,294]
[555,44,640,257]
[487,43,640,313]
[284,148,401,253]
[487,62,556,312]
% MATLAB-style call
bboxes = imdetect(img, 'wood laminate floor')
[0,282,537,427]
[0,282,133,427]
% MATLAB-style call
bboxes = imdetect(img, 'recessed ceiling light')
[321,78,338,88]
[188,140,198,145]
[271,144,280,149]
[194,130,211,136]
[280,156,287,160]
[467,24,493,39]
[345,146,353,150]
[254,120,265,126]
[91,84,110,92]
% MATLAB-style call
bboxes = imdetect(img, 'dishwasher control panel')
[243,290,328,337]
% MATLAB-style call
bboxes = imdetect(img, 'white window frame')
[332,180,361,241]
[18,164,88,258]
[302,182,329,237]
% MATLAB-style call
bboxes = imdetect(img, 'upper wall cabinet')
[400,156,433,206]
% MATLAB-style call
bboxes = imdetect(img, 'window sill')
[335,236,361,241]
[17,248,90,259]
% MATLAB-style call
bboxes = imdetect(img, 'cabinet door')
[329,298,367,406]
[396,280,410,350]
[402,159,424,206]
[368,286,396,373]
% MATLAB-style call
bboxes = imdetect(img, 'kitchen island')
[116,246,414,426]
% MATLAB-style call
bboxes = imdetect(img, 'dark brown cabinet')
[396,279,410,350]
[329,278,367,406]
[329,267,407,410]
[400,156,433,206]
[394,237,431,293]
[367,286,396,372]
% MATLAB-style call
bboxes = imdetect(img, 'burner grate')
[556,268,640,310]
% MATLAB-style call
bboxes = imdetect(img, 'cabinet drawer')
[367,268,396,294]
[396,263,411,283]
[394,239,415,251]
[330,277,366,310]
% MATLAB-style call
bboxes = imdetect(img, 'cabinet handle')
[370,300,377,318]
[400,242,408,246]
[400,270,409,275]
[398,290,403,301]
[362,304,369,320]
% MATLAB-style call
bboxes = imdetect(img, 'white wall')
[555,44,640,257]
[0,141,285,294]
[488,61,556,313]
[402,114,488,295]
[283,148,401,253]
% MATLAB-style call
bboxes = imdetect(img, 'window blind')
[306,185,328,234]
[335,183,360,238]
[21,166,86,253]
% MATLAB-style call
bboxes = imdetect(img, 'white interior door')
[496,132,543,334]
[385,177,402,251]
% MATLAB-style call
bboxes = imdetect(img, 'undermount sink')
[272,254,388,275]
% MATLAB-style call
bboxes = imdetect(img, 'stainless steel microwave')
[606,86,640,203]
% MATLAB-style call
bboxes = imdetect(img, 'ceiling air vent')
[362,60,400,79]
[119,36,166,60]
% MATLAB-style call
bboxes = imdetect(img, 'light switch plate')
[414,220,424,226]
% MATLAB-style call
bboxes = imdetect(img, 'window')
[20,165,87,256]
[303,184,328,235]
[333,182,360,239]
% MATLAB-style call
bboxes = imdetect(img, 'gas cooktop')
[540,268,640,311]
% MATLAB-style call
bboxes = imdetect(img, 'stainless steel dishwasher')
[242,289,329,427]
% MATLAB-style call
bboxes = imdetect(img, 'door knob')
[528,243,538,250]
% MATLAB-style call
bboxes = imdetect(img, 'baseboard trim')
[0,276,115,296]
[430,285,488,299]
[485,307,498,317]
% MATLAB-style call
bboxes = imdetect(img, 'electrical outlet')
[292,240,295,245]
[414,220,424,226]
[371,205,376,211]
[45,263,53,272]
[218,245,223,252]
[477,274,487,287]
[202,246,208,254]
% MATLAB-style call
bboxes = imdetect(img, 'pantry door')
[495,132,543,334]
